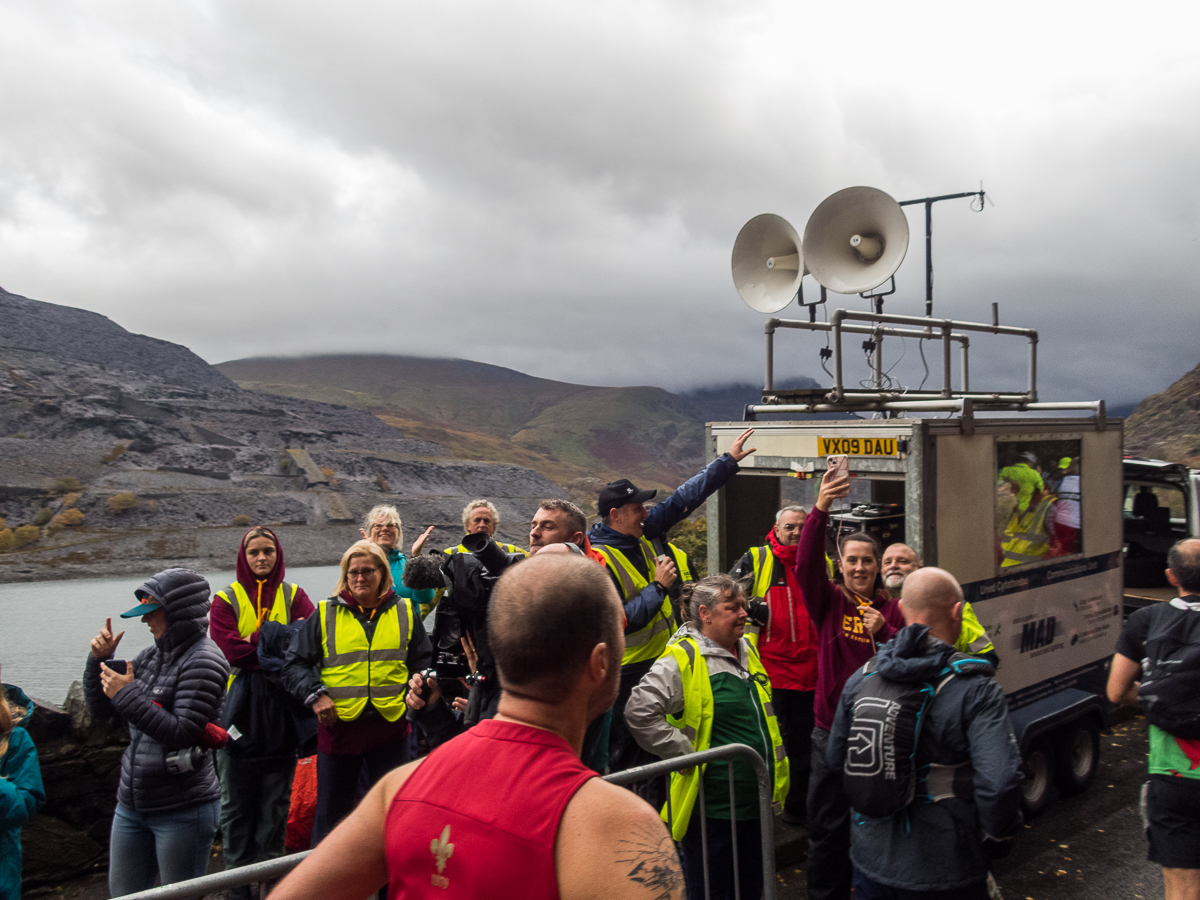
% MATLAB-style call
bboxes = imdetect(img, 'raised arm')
[644,429,755,538]
[796,468,848,623]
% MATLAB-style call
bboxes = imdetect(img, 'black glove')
[746,598,769,628]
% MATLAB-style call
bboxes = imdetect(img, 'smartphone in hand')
[827,454,849,480]
[105,659,128,674]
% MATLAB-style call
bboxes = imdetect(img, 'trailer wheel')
[1021,740,1053,818]
[1054,722,1100,794]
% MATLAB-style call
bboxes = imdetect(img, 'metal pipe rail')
[830,309,1037,404]
[118,744,776,900]
[744,398,1107,432]
[765,317,971,394]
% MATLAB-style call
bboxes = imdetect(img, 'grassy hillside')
[217,355,710,492]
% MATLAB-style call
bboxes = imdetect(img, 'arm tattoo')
[615,823,684,900]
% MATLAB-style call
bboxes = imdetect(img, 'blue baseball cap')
[120,587,163,619]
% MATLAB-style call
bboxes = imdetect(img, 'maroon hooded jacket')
[793,507,904,731]
[210,528,316,670]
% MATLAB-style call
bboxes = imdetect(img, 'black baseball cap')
[598,479,657,518]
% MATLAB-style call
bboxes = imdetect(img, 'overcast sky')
[1,0,1197,407]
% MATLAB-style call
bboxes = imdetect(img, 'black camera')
[746,598,770,628]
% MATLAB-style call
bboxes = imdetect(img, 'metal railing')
[118,744,776,900]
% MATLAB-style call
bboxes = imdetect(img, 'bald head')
[899,567,964,643]
[489,553,623,704]
[1168,538,1200,595]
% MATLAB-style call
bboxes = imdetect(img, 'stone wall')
[21,682,129,888]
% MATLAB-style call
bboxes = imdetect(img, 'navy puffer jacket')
[84,569,230,814]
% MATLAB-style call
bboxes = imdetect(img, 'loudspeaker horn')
[803,187,909,294]
[731,213,805,314]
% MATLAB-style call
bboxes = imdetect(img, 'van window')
[996,440,1082,571]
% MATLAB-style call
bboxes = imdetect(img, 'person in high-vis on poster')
[210,527,315,892]
[880,542,998,664]
[588,427,756,772]
[282,541,431,845]
[625,574,789,900]
[998,463,1057,568]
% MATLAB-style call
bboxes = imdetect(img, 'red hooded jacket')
[209,528,315,671]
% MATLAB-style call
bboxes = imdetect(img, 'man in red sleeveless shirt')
[269,553,684,900]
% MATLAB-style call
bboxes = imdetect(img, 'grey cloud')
[0,0,1195,409]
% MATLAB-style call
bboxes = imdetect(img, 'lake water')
[0,565,343,704]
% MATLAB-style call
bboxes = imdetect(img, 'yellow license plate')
[818,436,899,457]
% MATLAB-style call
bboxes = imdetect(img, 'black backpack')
[843,653,995,818]
[1138,600,1200,740]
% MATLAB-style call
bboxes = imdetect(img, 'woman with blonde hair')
[282,541,432,845]
[1,671,44,900]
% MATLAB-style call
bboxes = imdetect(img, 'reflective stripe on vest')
[666,543,692,583]
[448,542,529,557]
[216,582,295,687]
[1001,494,1056,567]
[660,635,790,840]
[956,602,995,656]
[596,540,675,665]
[318,598,413,723]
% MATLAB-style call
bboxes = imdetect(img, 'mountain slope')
[1124,361,1200,466]
[218,355,715,488]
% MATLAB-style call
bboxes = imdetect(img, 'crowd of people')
[3,433,1199,900]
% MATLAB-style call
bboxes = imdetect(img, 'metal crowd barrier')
[119,743,775,900]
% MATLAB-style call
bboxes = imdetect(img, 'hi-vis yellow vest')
[1001,493,1056,567]
[596,539,676,665]
[661,635,789,840]
[448,541,529,557]
[215,582,296,686]
[318,598,414,723]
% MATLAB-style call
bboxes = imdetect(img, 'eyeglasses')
[369,524,398,532]
[348,568,380,579]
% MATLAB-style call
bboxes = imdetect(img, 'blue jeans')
[108,800,220,897]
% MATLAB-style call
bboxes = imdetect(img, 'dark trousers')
[609,659,656,772]
[806,726,851,900]
[680,815,764,900]
[772,688,814,818]
[852,869,988,900]
[216,753,296,868]
[312,743,409,846]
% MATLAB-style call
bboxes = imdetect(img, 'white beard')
[883,572,906,589]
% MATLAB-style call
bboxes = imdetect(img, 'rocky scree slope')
[1124,360,1200,467]
[0,290,560,580]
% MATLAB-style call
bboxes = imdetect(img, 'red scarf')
[763,529,803,644]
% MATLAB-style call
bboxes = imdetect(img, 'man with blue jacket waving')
[589,426,755,772]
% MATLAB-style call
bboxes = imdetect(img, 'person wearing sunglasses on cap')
[84,568,230,897]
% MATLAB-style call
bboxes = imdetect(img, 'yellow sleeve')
[955,601,995,656]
